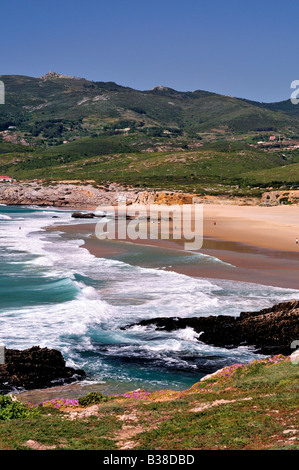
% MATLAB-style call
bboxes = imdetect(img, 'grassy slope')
[0,356,298,450]
[242,160,299,186]
[242,97,299,119]
[1,138,294,195]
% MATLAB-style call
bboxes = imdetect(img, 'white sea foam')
[1,205,299,389]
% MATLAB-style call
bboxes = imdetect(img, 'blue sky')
[1,0,298,102]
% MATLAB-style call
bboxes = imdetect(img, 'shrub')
[0,395,37,421]
[78,392,111,407]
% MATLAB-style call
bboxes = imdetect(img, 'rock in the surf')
[0,346,86,393]
[123,300,299,356]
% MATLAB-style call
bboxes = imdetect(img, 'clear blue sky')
[1,0,298,102]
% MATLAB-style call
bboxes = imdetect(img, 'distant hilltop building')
[269,135,276,141]
[38,71,85,81]
[151,86,169,91]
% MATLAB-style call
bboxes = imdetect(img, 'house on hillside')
[115,128,131,133]
[269,135,276,141]
[0,176,14,182]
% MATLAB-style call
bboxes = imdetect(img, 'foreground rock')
[0,346,85,394]
[124,300,299,356]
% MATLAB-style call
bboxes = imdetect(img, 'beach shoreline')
[8,202,299,404]
[47,203,299,290]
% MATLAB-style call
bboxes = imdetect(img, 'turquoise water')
[1,204,298,394]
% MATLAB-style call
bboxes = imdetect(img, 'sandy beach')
[50,203,299,290]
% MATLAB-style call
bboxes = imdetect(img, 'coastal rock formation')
[261,190,299,206]
[0,346,85,393]
[152,192,194,205]
[0,182,122,208]
[0,182,193,207]
[71,211,96,218]
[124,300,299,356]
[0,181,262,208]
[0,182,154,208]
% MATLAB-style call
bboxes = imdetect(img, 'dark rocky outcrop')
[0,346,86,394]
[123,300,299,356]
[71,211,95,218]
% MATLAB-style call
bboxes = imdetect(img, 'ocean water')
[1,204,298,394]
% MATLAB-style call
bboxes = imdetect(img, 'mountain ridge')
[1,72,299,148]
[1,71,293,103]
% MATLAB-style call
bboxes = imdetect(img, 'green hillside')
[0,355,298,450]
[1,72,299,194]
[1,72,299,146]
[242,97,299,119]
[242,158,299,187]
[1,138,295,195]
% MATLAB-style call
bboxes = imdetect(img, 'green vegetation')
[1,73,299,145]
[0,395,38,421]
[78,392,112,407]
[1,136,298,195]
[0,356,297,450]
[1,73,299,195]
[0,407,120,450]
[241,158,299,186]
